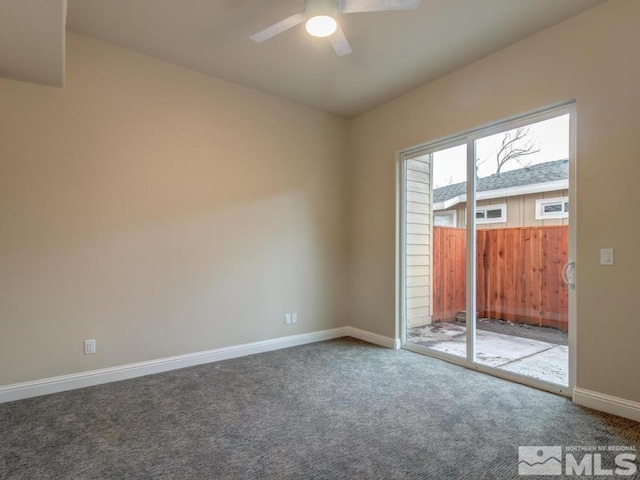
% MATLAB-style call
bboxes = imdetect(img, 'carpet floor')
[1,338,638,479]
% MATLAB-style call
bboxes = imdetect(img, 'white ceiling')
[0,0,67,87]
[66,0,606,117]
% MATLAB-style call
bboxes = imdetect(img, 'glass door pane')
[405,145,467,360]
[472,115,570,386]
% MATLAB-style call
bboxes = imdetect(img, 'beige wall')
[348,0,640,402]
[0,33,348,385]
[2,1,639,408]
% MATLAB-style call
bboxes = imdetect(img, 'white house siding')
[406,157,433,327]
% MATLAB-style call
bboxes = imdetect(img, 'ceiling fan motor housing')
[305,0,338,18]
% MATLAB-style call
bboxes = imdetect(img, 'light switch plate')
[600,248,614,266]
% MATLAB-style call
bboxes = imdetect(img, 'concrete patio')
[407,322,568,386]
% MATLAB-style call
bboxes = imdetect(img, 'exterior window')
[434,210,457,227]
[535,196,569,220]
[475,204,507,224]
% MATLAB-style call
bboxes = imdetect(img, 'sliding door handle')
[562,262,576,289]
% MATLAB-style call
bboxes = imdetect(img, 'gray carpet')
[0,338,638,479]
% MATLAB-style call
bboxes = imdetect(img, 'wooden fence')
[432,226,568,331]
[432,227,466,323]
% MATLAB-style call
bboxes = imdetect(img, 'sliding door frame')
[397,100,576,397]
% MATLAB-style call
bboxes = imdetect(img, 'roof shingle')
[434,159,568,204]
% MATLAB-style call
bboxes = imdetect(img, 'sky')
[430,114,570,189]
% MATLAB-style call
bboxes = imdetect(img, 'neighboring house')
[433,159,569,229]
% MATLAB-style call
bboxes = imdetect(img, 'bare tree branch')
[494,127,540,175]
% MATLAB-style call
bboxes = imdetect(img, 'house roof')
[434,159,569,204]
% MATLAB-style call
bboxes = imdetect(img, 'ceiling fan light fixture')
[249,0,421,55]
[305,15,337,37]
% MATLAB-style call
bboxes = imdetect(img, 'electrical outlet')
[84,339,96,355]
[284,314,292,325]
[291,313,298,324]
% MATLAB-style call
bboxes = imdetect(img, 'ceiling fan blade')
[249,12,306,43]
[338,0,420,14]
[330,24,352,57]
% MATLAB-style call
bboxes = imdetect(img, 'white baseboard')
[0,326,399,404]
[10,329,639,424]
[344,326,400,349]
[0,327,351,404]
[573,387,640,423]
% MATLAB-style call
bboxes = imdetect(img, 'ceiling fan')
[249,0,421,57]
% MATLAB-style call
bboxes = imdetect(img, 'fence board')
[432,226,568,331]
[432,227,466,322]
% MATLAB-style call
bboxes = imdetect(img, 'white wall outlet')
[284,314,292,325]
[291,313,298,324]
[84,339,96,355]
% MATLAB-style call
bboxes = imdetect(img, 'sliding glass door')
[401,105,574,395]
